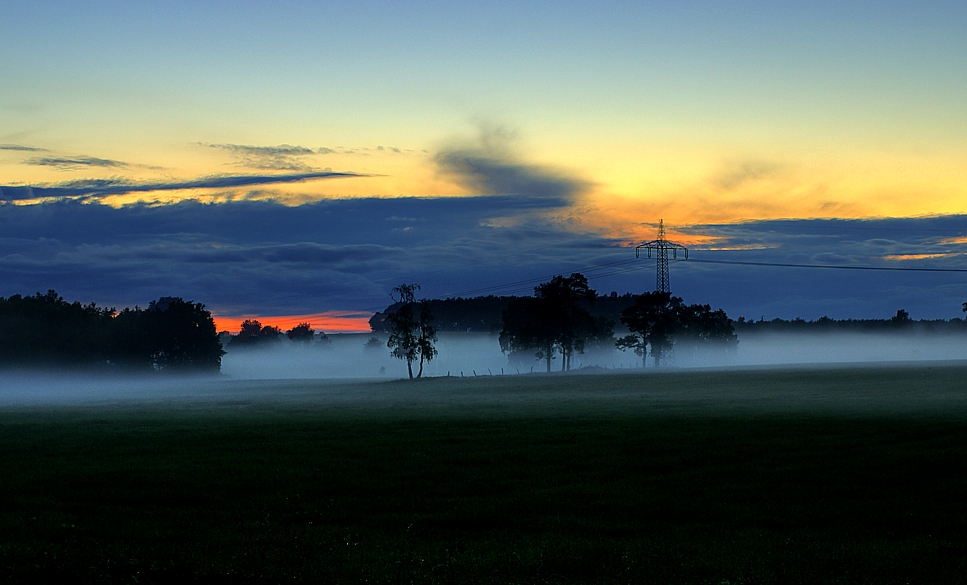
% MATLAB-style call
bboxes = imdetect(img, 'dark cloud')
[1,197,965,320]
[0,171,362,201]
[0,197,616,316]
[670,217,967,320]
[435,125,590,206]
[24,155,127,170]
[0,144,48,152]
[203,143,317,171]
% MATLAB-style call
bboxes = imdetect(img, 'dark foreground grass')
[2,369,967,583]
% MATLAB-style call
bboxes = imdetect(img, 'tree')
[618,292,736,367]
[618,291,682,367]
[415,300,438,378]
[140,297,224,372]
[500,297,558,372]
[286,322,314,343]
[535,274,598,371]
[499,273,609,372]
[673,302,738,362]
[236,319,264,343]
[230,319,283,347]
[385,284,437,379]
[0,291,223,373]
[891,309,912,326]
[676,303,738,346]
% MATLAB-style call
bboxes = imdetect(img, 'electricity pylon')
[635,219,688,293]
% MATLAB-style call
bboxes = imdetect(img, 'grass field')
[2,365,966,584]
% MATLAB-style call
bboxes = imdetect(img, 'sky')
[2,1,967,330]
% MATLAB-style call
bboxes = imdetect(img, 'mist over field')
[219,331,967,379]
[1,330,966,409]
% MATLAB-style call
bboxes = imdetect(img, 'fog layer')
[1,331,965,408]
[219,331,967,379]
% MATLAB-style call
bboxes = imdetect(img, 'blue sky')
[2,2,966,327]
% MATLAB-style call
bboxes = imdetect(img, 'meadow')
[2,365,966,584]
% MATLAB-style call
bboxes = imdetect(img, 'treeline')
[221,320,331,349]
[373,296,967,336]
[373,274,738,373]
[734,310,967,334]
[370,293,642,334]
[0,291,223,373]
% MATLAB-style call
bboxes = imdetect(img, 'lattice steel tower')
[636,219,688,293]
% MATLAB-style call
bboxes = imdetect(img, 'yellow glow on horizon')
[4,135,966,237]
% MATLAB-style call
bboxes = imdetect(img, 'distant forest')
[370,295,967,335]
[0,291,223,373]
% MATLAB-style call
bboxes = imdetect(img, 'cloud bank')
[0,197,966,321]
[0,171,362,201]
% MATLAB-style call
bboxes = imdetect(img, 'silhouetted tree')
[500,297,558,372]
[614,333,648,367]
[236,319,263,343]
[500,274,609,372]
[535,274,598,371]
[618,292,736,367]
[676,303,738,345]
[230,319,283,347]
[287,322,314,343]
[385,284,437,379]
[415,300,438,378]
[141,297,224,372]
[0,290,114,367]
[618,292,682,367]
[0,291,222,373]
[892,309,912,326]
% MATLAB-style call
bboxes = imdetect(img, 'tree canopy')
[0,291,223,373]
[229,319,283,348]
[617,292,736,367]
[385,284,438,379]
[500,274,613,372]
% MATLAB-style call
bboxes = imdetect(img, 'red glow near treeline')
[212,311,375,334]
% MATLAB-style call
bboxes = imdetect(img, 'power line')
[685,258,967,273]
[436,257,645,298]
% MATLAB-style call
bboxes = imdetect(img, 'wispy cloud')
[0,144,48,152]
[0,171,363,201]
[711,160,782,190]
[24,155,127,170]
[206,144,316,156]
[202,143,317,171]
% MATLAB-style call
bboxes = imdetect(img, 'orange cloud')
[882,253,960,261]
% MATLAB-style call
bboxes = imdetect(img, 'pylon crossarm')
[634,221,688,294]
